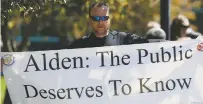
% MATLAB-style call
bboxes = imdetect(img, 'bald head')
[89,2,109,16]
[88,2,111,37]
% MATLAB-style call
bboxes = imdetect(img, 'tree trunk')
[17,15,38,52]
[1,19,9,52]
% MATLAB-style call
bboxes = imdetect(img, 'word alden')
[24,53,86,72]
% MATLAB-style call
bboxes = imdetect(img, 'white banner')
[1,39,203,104]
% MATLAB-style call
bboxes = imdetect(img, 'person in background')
[67,2,149,49]
[147,21,161,30]
[145,27,167,43]
[171,14,191,41]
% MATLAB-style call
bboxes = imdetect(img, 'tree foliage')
[1,0,202,52]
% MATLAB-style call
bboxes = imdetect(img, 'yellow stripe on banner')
[0,77,7,104]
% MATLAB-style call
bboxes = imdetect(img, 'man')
[171,14,191,41]
[67,2,148,49]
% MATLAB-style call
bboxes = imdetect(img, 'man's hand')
[196,36,203,41]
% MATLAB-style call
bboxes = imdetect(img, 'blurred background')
[1,0,203,51]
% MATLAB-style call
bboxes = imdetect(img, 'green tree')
[1,0,201,52]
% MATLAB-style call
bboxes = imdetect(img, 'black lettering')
[138,78,154,93]
[177,78,192,89]
[24,85,38,98]
[72,57,84,68]
[179,46,183,61]
[42,53,47,71]
[73,87,84,98]
[95,86,103,97]
[155,81,165,92]
[110,51,120,66]
[57,88,66,99]
[172,46,177,61]
[137,49,148,64]
[85,87,94,98]
[39,89,48,99]
[96,51,109,67]
[121,84,132,95]
[150,53,160,63]
[185,49,192,59]
[122,55,130,65]
[66,88,73,99]
[24,55,40,72]
[61,57,71,69]
[166,79,176,90]
[109,80,122,96]
[161,47,171,62]
[49,53,60,70]
[48,89,56,99]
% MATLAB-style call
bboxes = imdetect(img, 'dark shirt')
[67,30,149,49]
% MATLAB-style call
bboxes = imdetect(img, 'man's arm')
[66,38,86,49]
[124,33,149,44]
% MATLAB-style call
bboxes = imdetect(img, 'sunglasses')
[90,16,109,21]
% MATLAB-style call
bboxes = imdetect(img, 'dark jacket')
[67,30,149,49]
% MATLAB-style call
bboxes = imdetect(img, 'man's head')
[171,14,190,40]
[146,27,166,42]
[147,21,161,30]
[89,2,110,37]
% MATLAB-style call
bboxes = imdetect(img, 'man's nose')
[98,20,104,24]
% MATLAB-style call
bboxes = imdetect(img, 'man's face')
[180,26,189,37]
[89,6,110,37]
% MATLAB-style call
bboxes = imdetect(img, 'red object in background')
[197,43,203,51]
